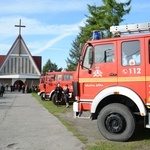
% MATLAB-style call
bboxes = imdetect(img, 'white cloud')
[0,0,99,14]
[32,33,72,55]
[0,16,86,36]
[0,16,86,55]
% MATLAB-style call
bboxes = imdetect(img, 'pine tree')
[66,35,82,71]
[82,0,131,38]
[66,0,131,70]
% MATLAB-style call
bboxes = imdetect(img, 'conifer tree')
[42,59,62,74]
[66,36,81,71]
[66,0,131,70]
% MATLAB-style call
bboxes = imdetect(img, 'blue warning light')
[93,31,101,40]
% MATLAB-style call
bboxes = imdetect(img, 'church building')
[0,19,42,91]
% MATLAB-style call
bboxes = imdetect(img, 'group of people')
[10,84,25,93]
[54,83,70,108]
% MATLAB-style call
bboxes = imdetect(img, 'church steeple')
[15,19,26,35]
[14,19,26,55]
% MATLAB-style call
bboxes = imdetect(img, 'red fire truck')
[73,22,150,141]
[38,71,75,105]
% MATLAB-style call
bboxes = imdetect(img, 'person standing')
[22,84,25,93]
[10,85,13,92]
[0,83,5,97]
[54,83,63,106]
[64,84,70,108]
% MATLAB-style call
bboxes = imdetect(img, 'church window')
[14,58,17,73]
[7,60,9,73]
[29,61,31,73]
[22,58,24,73]
[18,58,20,73]
[11,58,13,73]
[32,66,34,74]
[25,58,27,73]
[3,66,5,73]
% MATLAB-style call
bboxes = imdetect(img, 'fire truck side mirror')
[88,69,92,74]
[79,56,83,61]
[79,43,82,55]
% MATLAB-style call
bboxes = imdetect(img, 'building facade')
[0,27,41,91]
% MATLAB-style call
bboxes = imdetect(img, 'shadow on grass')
[131,121,150,141]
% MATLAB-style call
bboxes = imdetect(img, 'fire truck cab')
[38,71,74,105]
[73,22,150,141]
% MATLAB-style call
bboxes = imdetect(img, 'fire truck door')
[145,38,150,104]
[79,43,117,99]
[118,39,146,101]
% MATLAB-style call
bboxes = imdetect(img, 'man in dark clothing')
[54,83,63,106]
[10,85,13,92]
[64,84,70,107]
[0,84,5,97]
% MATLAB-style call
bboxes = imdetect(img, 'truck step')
[74,111,91,119]
[77,116,91,119]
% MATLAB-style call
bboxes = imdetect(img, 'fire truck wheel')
[52,94,57,105]
[40,93,45,101]
[97,103,135,142]
[52,94,65,105]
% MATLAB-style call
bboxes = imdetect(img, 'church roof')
[0,34,42,76]
[33,56,42,73]
[0,55,6,67]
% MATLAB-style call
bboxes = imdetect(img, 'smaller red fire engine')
[38,71,75,105]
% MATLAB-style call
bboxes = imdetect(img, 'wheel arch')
[39,91,45,96]
[91,86,147,117]
[49,90,55,100]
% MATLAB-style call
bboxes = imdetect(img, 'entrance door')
[14,80,24,91]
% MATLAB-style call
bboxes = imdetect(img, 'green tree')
[66,0,131,70]
[84,0,131,38]
[42,59,62,74]
[66,36,81,71]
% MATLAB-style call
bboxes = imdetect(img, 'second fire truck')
[38,71,75,105]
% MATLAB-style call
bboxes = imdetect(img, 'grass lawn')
[32,93,150,150]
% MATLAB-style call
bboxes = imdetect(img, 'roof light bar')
[110,22,150,35]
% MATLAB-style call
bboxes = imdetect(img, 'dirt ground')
[59,107,107,147]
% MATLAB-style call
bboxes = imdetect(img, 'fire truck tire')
[97,103,135,142]
[40,93,45,101]
[52,94,65,105]
[52,94,57,105]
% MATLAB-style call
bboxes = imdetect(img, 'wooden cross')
[15,19,26,35]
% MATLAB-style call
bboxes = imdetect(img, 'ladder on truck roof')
[110,22,150,36]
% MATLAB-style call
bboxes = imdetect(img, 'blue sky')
[0,0,150,69]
